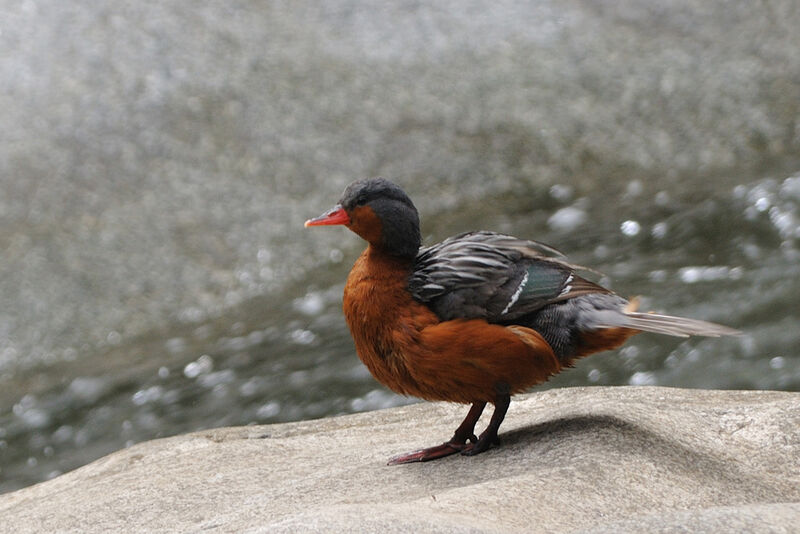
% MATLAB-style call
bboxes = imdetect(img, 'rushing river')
[1,1,799,494]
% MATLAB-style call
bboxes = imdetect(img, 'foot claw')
[460,433,499,457]
[460,444,483,457]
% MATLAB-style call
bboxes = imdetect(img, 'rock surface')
[1,386,798,533]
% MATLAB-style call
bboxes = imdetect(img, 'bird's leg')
[449,400,486,444]
[461,390,510,456]
[387,401,486,465]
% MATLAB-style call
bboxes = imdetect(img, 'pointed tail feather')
[599,311,742,338]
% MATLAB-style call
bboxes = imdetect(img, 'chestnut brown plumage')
[305,178,740,464]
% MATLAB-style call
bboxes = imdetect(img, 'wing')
[409,231,609,322]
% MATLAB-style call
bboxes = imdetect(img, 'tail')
[591,297,741,338]
[603,311,742,338]
[525,294,740,363]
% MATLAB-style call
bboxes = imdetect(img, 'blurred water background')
[1,0,799,494]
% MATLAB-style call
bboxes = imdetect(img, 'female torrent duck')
[305,178,740,464]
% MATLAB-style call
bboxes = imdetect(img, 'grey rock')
[1,386,798,533]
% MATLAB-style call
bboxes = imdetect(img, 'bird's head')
[305,178,421,258]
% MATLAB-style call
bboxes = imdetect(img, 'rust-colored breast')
[343,247,435,395]
[343,246,562,404]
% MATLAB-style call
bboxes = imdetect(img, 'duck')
[305,177,740,464]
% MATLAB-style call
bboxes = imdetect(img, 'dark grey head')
[341,178,421,258]
[306,178,421,258]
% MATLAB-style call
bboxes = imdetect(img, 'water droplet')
[349,389,402,411]
[288,370,309,387]
[17,408,50,429]
[237,270,253,285]
[678,266,732,284]
[74,428,90,447]
[17,394,36,411]
[780,175,800,199]
[620,345,640,359]
[257,401,281,419]
[178,307,205,323]
[290,329,316,345]
[769,357,785,370]
[239,377,263,397]
[654,191,670,206]
[680,267,701,284]
[549,184,574,201]
[628,371,655,386]
[293,292,325,316]
[106,331,121,345]
[547,206,587,232]
[739,335,757,357]
[250,331,270,350]
[132,386,164,406]
[686,349,701,363]
[593,244,610,259]
[184,354,214,378]
[68,376,110,403]
[665,354,679,368]
[625,180,643,197]
[52,425,74,444]
[768,206,798,239]
[197,369,236,388]
[329,249,344,263]
[620,220,641,237]
[651,221,668,239]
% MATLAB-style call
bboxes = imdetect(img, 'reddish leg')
[387,401,486,465]
[461,392,509,456]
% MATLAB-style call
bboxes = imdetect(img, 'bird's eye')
[355,195,367,206]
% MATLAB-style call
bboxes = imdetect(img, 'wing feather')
[409,231,609,322]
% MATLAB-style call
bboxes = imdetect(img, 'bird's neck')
[372,215,420,258]
[360,244,415,276]
[343,246,416,322]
